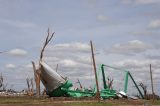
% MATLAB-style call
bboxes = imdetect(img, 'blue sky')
[0,0,160,96]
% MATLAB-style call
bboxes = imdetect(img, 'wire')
[103,64,128,72]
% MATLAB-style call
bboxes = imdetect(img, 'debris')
[116,91,127,98]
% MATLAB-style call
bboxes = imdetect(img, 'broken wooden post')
[150,64,155,100]
[32,61,40,97]
[31,78,34,93]
[26,78,30,93]
[90,40,100,102]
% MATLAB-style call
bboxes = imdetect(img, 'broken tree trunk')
[32,61,40,97]
[26,78,31,92]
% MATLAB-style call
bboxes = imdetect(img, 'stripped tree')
[0,73,7,91]
[26,78,34,96]
[139,82,147,99]
[30,78,34,93]
[76,79,83,90]
[107,77,113,90]
[0,73,3,90]
[32,28,54,97]
[26,78,31,92]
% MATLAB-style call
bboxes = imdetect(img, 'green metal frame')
[123,71,144,99]
[99,64,117,99]
[101,64,144,99]
[124,71,129,93]
[101,64,108,89]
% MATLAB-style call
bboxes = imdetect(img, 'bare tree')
[139,82,147,99]
[0,73,3,88]
[26,77,34,96]
[2,83,7,91]
[107,77,113,90]
[76,79,83,90]
[39,28,54,63]
[26,78,30,91]
[0,73,7,91]
[32,28,55,97]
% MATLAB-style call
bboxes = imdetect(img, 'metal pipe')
[128,72,144,99]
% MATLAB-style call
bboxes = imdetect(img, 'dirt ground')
[0,96,159,106]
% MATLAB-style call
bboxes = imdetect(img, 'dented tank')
[40,61,66,93]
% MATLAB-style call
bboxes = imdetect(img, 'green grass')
[144,100,160,105]
[0,96,48,104]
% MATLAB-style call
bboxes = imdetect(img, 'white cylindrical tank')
[40,61,66,92]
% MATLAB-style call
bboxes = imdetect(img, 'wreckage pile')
[39,60,145,100]
[29,29,159,101]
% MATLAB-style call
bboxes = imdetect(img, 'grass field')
[0,96,160,106]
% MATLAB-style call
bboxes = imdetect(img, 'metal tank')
[40,61,66,93]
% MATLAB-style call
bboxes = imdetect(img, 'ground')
[0,96,160,106]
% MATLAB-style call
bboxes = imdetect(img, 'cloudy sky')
[0,0,160,96]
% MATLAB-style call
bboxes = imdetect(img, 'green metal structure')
[47,80,95,97]
[124,71,144,99]
[99,64,117,99]
[124,71,129,93]
[102,64,144,99]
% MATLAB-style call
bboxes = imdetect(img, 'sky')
[0,0,160,96]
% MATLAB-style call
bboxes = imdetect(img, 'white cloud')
[149,19,160,29]
[59,59,77,67]
[53,42,90,52]
[44,42,90,58]
[5,64,16,69]
[8,49,27,56]
[97,15,108,21]
[106,40,151,56]
[113,59,160,69]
